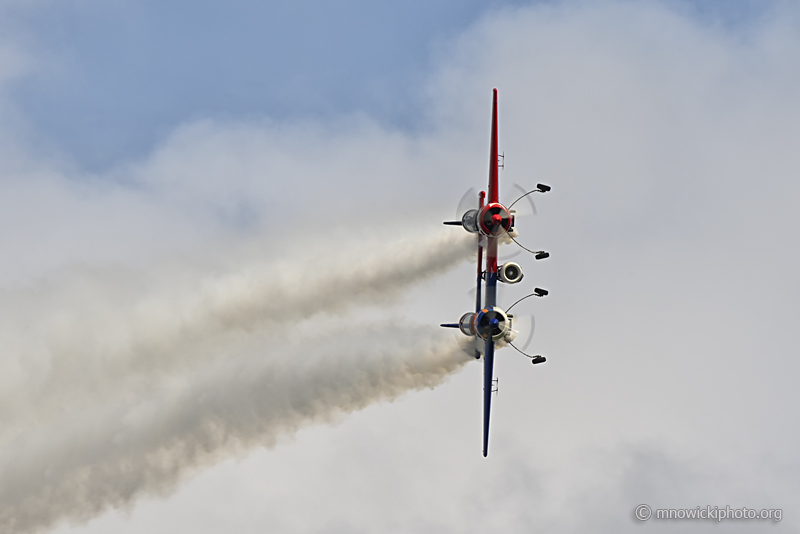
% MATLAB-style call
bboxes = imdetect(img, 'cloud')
[2,1,800,533]
[0,81,481,532]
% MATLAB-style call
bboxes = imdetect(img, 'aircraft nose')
[490,318,499,326]
[491,213,503,225]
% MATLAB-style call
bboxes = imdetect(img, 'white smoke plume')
[0,324,470,534]
[0,229,476,533]
[0,230,475,434]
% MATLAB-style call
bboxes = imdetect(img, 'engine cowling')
[498,262,524,284]
[460,209,480,233]
[458,312,476,336]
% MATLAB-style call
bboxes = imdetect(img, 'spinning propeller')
[450,183,551,259]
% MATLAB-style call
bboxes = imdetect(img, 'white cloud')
[0,1,799,533]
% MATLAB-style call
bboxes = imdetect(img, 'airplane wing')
[487,88,500,204]
[482,339,495,457]
[482,88,500,457]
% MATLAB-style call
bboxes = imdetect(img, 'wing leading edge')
[482,338,495,457]
[482,88,500,457]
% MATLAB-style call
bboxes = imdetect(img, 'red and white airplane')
[441,89,551,457]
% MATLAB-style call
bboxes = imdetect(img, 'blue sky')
[8,0,526,169]
[4,0,773,170]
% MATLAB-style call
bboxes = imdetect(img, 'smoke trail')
[0,229,475,435]
[0,324,470,534]
[0,226,478,532]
